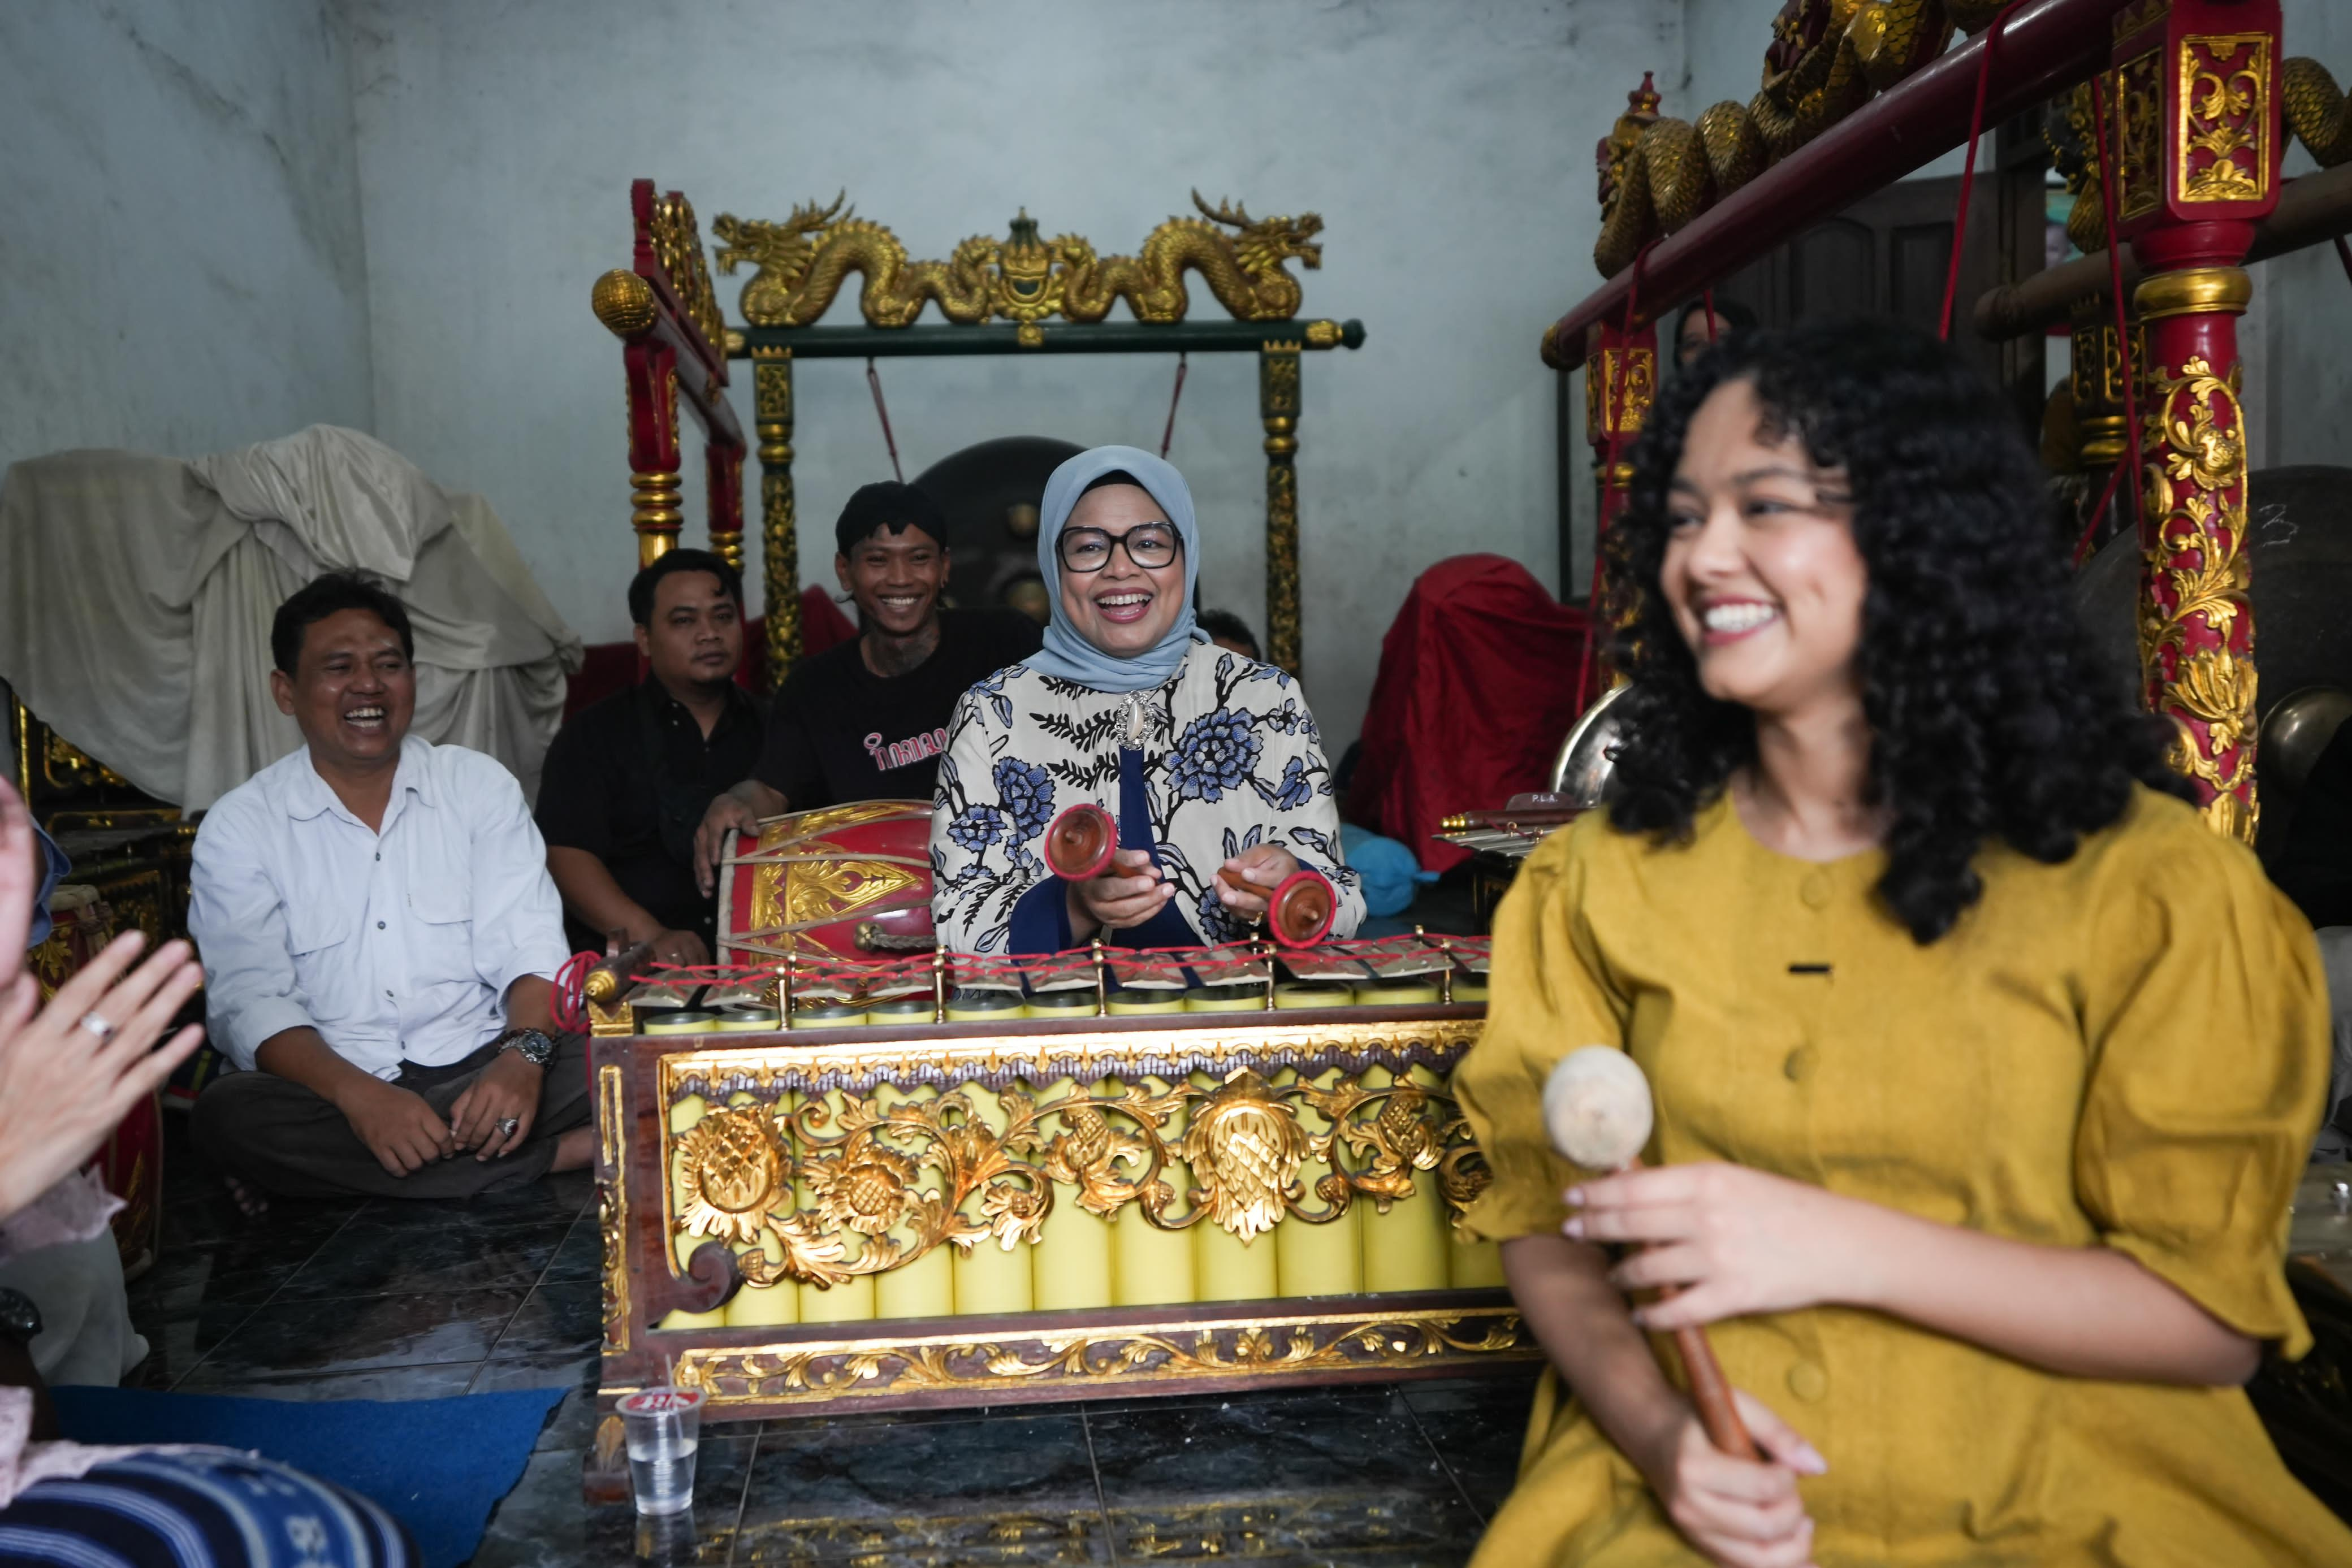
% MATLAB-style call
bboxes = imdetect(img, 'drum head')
[1046,804,1117,881]
[1269,869,1337,948]
[717,800,936,964]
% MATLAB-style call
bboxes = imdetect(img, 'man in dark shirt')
[537,549,762,965]
[693,482,1040,895]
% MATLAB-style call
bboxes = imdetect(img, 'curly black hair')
[1605,315,2184,943]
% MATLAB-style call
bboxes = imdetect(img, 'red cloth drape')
[563,584,861,718]
[1344,554,1588,872]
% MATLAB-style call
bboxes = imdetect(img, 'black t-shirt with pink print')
[754,609,1042,811]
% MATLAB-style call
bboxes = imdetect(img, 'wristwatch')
[0,1288,42,1343]
[499,1028,557,1069]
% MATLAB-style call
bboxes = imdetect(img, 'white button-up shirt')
[189,736,569,1078]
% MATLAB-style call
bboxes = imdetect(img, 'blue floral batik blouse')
[931,643,1365,954]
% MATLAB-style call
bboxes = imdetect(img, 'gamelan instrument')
[1045,801,1338,947]
[582,865,1519,1439]
[715,800,936,963]
[1545,1046,1758,1460]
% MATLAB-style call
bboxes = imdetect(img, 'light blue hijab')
[1022,444,1206,693]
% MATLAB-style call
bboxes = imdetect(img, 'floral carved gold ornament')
[2179,37,2271,205]
[2137,354,2258,837]
[802,1137,920,1238]
[674,1104,792,1246]
[1180,1071,1310,1242]
[1038,1096,1157,1220]
[658,1034,1492,1286]
[672,1102,851,1287]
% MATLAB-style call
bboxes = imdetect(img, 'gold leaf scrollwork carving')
[2179,36,2272,205]
[1037,1098,1156,1219]
[2139,353,2256,837]
[650,192,727,365]
[670,1310,1532,1407]
[663,1059,1488,1285]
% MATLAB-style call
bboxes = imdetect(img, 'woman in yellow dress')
[1455,317,2352,1567]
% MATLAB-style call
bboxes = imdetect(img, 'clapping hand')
[0,930,205,1219]
[0,778,206,1219]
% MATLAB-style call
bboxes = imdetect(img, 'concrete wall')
[2247,0,2352,475]
[344,0,1679,751]
[0,0,373,469]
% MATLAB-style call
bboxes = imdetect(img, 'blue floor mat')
[52,1383,567,1568]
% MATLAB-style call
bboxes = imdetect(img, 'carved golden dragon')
[1593,0,2007,279]
[1056,192,1321,323]
[712,194,998,328]
[2283,57,2352,170]
[712,191,1320,329]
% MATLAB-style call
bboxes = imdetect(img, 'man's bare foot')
[223,1174,269,1218]
[551,1124,596,1174]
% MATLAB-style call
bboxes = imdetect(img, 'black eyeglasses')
[1057,523,1181,574]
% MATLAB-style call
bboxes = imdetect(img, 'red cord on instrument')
[1937,3,2026,342]
[1573,241,1655,714]
[2090,70,2147,551]
[1160,352,1188,459]
[2070,461,2126,568]
[551,950,598,1035]
[597,932,1493,1002]
[865,357,905,483]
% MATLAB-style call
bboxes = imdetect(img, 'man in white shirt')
[188,573,593,1202]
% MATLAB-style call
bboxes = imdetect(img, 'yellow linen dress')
[1455,786,2352,1566]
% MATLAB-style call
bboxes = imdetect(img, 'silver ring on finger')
[496,1117,521,1137]
[76,1012,117,1041]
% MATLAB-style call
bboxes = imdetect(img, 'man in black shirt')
[693,482,1041,895]
[537,549,762,965]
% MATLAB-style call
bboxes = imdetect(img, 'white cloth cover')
[0,426,581,808]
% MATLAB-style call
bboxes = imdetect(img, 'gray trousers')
[190,1033,593,1201]
[0,1235,145,1387]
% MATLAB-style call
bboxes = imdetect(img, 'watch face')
[0,1287,42,1340]
[516,1030,556,1066]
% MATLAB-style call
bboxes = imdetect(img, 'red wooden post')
[623,335,684,568]
[2110,0,2281,842]
[1580,316,1657,702]
[706,442,745,574]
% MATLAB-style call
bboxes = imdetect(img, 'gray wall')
[10,0,2342,755]
[343,0,1679,751]
[0,0,374,470]
[2249,1,2352,475]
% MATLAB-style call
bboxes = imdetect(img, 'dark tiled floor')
[133,1119,1536,1566]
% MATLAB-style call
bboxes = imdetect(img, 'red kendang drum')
[715,800,936,963]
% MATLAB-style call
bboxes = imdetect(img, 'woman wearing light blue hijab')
[930,445,1362,955]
